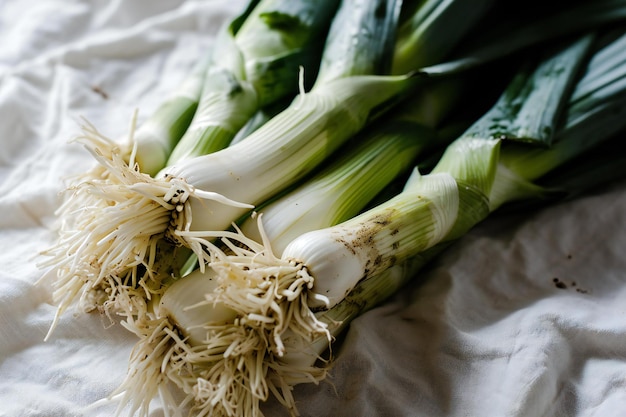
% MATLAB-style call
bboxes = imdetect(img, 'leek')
[295,27,626,366]
[236,73,470,255]
[293,26,626,369]
[138,29,626,417]
[111,49,490,417]
[107,0,489,414]
[165,0,341,164]
[36,54,210,330]
[110,113,437,417]
[59,74,416,324]
[109,46,485,417]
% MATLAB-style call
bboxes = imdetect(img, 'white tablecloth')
[2,1,626,416]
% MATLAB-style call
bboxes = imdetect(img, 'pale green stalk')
[238,120,438,255]
[132,56,210,176]
[165,0,341,164]
[236,70,469,255]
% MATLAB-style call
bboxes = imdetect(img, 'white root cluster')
[38,119,252,334]
[178,216,331,358]
[112,217,333,417]
[117,308,329,417]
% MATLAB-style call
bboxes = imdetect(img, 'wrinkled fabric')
[2,1,626,417]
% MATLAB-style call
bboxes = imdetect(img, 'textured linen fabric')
[2,1,626,417]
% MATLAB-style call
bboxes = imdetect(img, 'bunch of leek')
[70,0,509,329]
[142,27,626,417]
[111,115,437,417]
[38,0,626,413]
[106,0,495,414]
[110,72,471,416]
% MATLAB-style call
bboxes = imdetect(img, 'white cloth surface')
[1,1,626,417]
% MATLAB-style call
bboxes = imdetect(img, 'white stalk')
[112,268,239,417]
[175,171,460,369]
[283,170,459,309]
[169,73,414,259]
